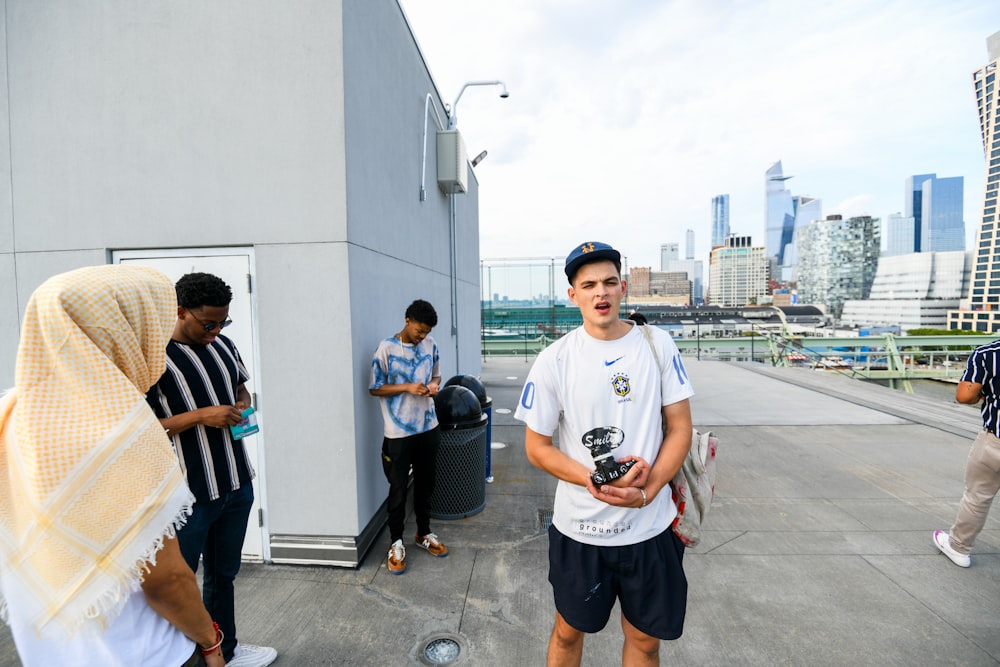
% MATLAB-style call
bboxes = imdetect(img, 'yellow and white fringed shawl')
[0,265,194,637]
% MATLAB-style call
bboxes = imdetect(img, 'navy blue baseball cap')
[564,241,621,282]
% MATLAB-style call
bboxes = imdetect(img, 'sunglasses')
[188,311,233,333]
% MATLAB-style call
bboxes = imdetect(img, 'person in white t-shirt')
[515,241,694,666]
[0,266,226,667]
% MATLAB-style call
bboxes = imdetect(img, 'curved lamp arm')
[448,80,509,129]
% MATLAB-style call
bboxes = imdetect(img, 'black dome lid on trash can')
[444,374,491,407]
[435,385,486,429]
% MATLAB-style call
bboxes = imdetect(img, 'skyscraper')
[905,173,935,252]
[711,194,730,247]
[765,161,794,266]
[797,215,880,320]
[882,212,916,257]
[660,243,679,271]
[782,195,822,276]
[708,235,768,307]
[949,30,1000,331]
[921,176,965,252]
[686,229,695,259]
[666,258,704,305]
[906,174,965,253]
[765,161,821,282]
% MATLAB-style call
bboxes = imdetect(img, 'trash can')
[429,385,488,519]
[444,375,494,482]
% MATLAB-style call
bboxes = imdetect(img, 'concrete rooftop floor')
[1,356,998,666]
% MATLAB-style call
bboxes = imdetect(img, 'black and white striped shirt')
[961,338,1000,436]
[146,335,254,502]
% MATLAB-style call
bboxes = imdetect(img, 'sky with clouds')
[398,0,1000,272]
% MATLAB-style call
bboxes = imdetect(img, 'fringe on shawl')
[0,488,196,639]
[77,493,196,631]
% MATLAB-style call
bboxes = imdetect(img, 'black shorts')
[547,524,687,640]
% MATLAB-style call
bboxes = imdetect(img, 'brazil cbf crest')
[611,372,630,397]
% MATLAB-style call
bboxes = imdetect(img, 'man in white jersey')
[515,241,694,666]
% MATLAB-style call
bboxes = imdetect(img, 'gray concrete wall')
[0,1,15,388]
[6,1,348,254]
[341,0,482,536]
[0,0,481,563]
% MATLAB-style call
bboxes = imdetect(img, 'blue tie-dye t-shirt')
[370,335,440,438]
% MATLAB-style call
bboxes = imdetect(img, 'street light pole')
[448,80,509,129]
[445,80,509,368]
[696,319,701,361]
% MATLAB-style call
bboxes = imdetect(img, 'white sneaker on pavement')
[933,530,971,568]
[226,643,278,667]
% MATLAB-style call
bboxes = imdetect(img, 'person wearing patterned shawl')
[0,265,225,666]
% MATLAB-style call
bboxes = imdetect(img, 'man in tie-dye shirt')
[369,299,449,575]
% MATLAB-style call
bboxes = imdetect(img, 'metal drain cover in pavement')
[414,631,469,666]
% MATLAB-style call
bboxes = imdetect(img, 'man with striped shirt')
[934,338,1000,568]
[147,272,276,667]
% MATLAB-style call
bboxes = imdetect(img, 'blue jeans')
[178,484,254,661]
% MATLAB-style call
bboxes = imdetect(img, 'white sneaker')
[388,539,407,574]
[227,643,278,667]
[933,530,971,568]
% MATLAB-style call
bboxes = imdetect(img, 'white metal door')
[114,249,266,561]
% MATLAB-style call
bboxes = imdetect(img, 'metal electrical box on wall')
[437,129,468,194]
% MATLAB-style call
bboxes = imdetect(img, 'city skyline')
[400,1,1000,270]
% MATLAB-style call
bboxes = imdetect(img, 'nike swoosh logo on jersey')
[604,356,624,366]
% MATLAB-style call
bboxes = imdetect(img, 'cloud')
[400,0,1000,268]
[830,194,878,219]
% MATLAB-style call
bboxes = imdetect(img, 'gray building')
[666,258,704,305]
[797,215,880,320]
[650,271,693,303]
[841,251,971,330]
[0,0,486,566]
[882,212,916,257]
[660,242,680,270]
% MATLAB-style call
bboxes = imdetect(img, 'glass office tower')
[765,161,794,266]
[711,194,730,248]
[921,176,965,252]
[906,173,965,253]
[765,161,821,282]
[950,30,1000,331]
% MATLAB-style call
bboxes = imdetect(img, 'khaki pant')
[949,430,1000,555]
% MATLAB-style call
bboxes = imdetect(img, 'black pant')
[181,648,207,667]
[177,484,254,662]
[382,427,440,542]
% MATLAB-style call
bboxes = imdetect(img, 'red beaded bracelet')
[200,622,224,656]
